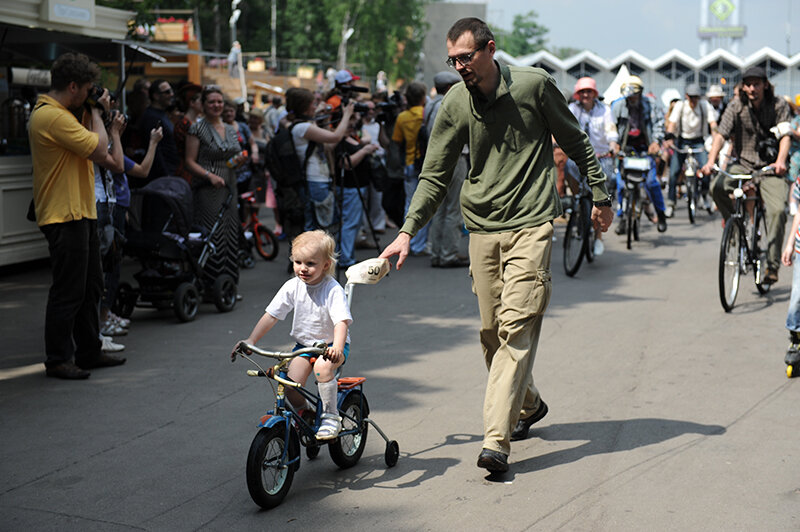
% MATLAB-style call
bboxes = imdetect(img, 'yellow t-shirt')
[391,105,423,166]
[29,94,99,226]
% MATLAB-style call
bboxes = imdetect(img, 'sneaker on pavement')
[593,239,605,257]
[101,335,125,352]
[46,362,90,380]
[664,205,674,218]
[101,320,127,337]
[109,312,130,329]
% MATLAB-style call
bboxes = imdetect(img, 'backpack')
[264,122,314,188]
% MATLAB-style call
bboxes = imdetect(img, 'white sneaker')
[109,312,130,329]
[593,239,605,257]
[101,335,125,352]
[664,205,674,218]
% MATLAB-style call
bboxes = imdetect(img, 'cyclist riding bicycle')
[663,82,718,217]
[564,76,620,256]
[702,66,793,285]
[611,75,668,234]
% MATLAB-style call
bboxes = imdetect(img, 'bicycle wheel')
[582,197,595,263]
[626,188,636,250]
[254,224,279,261]
[329,391,369,469]
[753,208,771,294]
[563,205,585,277]
[719,221,743,312]
[246,425,297,509]
[687,175,697,224]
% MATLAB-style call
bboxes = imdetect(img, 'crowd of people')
[27,16,800,479]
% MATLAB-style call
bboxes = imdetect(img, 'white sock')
[317,380,338,416]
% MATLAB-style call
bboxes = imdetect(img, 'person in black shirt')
[134,79,179,185]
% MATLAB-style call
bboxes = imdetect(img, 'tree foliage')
[492,10,549,57]
[97,0,427,81]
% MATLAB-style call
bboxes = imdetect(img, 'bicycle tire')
[563,203,585,277]
[328,391,369,469]
[246,425,297,509]
[626,187,636,250]
[687,175,697,224]
[753,207,771,294]
[254,224,279,261]
[719,221,743,312]
[582,196,595,263]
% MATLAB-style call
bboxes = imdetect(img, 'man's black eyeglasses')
[159,88,174,95]
[445,43,487,69]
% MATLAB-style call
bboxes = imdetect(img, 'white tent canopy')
[602,64,629,103]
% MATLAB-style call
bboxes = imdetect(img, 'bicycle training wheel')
[563,204,585,277]
[719,221,743,312]
[687,175,697,224]
[753,210,771,295]
[329,391,369,469]
[246,425,297,509]
[254,224,279,261]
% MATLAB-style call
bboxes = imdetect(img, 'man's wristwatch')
[593,196,613,208]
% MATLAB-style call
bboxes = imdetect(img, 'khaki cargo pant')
[469,223,553,456]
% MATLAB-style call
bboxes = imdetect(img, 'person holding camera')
[29,52,127,379]
[703,66,793,284]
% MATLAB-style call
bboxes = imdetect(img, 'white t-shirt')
[668,100,718,140]
[266,275,352,346]
[292,122,330,183]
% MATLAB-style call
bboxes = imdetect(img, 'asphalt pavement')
[1,206,798,531]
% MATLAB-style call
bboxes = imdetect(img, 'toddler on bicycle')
[236,230,352,440]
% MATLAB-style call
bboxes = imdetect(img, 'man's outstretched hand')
[379,232,411,270]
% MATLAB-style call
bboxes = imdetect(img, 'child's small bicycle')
[231,258,398,509]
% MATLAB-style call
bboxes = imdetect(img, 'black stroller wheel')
[113,282,136,318]
[213,274,237,313]
[174,282,199,322]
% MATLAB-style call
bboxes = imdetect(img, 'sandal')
[315,413,342,440]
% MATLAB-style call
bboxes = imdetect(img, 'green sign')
[710,0,735,22]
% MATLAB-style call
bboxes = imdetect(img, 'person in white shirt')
[663,82,718,217]
[235,230,353,440]
[564,77,619,256]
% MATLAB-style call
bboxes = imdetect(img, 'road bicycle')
[618,151,653,250]
[675,146,711,224]
[562,175,595,276]
[231,259,398,509]
[716,165,772,312]
[239,190,279,267]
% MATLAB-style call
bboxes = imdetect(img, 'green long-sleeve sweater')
[401,64,609,236]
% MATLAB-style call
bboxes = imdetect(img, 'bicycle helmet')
[621,75,644,98]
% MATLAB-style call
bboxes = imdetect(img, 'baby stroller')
[113,177,237,322]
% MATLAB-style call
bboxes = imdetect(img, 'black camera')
[85,84,106,110]
[757,136,779,164]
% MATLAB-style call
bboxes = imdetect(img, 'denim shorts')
[293,342,350,363]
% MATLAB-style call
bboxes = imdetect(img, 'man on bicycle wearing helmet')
[611,75,669,234]
[702,66,792,284]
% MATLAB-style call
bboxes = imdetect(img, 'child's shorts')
[293,342,349,363]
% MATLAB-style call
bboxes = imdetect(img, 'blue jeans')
[404,164,429,254]
[305,181,331,231]
[338,187,366,267]
[787,253,800,332]
[615,155,666,214]
[668,138,708,204]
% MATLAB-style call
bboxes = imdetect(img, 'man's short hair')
[272,96,282,106]
[50,53,100,91]
[405,81,427,108]
[148,79,169,100]
[447,17,494,47]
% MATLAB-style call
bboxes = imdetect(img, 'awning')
[112,39,227,59]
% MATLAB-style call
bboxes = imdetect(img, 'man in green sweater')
[380,17,613,473]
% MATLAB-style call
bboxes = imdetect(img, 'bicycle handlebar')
[235,341,326,360]
[712,164,774,180]
[675,147,704,155]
